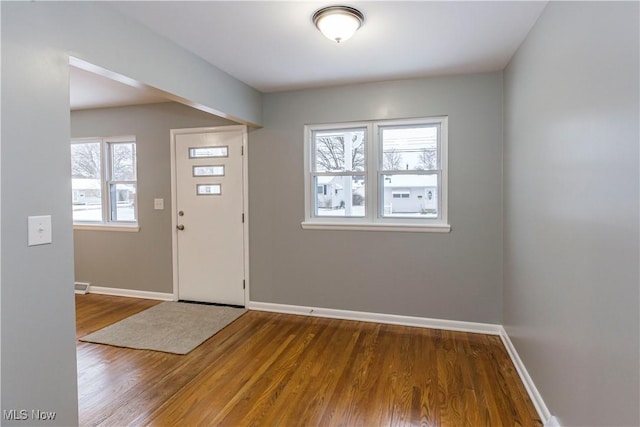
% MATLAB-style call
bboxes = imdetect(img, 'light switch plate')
[154,198,164,210]
[28,215,52,246]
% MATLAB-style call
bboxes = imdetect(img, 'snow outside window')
[303,117,450,232]
[71,136,138,227]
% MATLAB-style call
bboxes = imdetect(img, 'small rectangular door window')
[196,184,222,195]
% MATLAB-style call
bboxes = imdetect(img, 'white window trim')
[302,117,450,233]
[73,223,140,232]
[106,137,139,224]
[71,135,139,231]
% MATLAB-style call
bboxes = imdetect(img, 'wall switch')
[154,198,164,210]
[28,215,52,246]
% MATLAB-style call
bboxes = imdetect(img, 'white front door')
[172,126,246,306]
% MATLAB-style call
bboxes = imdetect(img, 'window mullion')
[102,138,110,224]
[367,123,377,222]
[436,170,443,221]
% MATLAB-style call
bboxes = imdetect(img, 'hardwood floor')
[76,294,542,426]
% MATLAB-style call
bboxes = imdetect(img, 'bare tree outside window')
[383,148,403,170]
[111,143,136,181]
[315,132,365,172]
[417,148,437,170]
[71,142,101,179]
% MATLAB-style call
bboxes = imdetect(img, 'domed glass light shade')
[313,6,364,43]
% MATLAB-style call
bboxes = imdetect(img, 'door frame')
[169,125,250,304]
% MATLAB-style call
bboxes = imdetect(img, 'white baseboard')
[74,281,90,294]
[499,327,559,427]
[88,286,175,301]
[545,416,561,427]
[247,300,502,335]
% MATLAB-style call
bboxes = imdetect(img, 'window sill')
[300,221,451,233]
[73,224,140,233]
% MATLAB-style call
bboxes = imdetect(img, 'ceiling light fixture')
[313,6,364,44]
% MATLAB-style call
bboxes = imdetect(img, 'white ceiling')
[71,1,547,110]
[70,66,168,111]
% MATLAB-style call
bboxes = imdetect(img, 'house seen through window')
[71,136,138,225]
[304,117,449,231]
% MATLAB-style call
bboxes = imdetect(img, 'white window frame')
[71,136,139,232]
[302,117,450,233]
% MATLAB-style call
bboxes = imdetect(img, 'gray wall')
[503,2,639,426]
[1,13,78,427]
[250,73,503,324]
[1,2,258,424]
[72,103,235,293]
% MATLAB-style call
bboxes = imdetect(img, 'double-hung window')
[303,116,449,232]
[71,136,138,229]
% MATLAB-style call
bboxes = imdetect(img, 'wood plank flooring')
[76,294,542,426]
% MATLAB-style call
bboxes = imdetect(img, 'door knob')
[176,224,185,231]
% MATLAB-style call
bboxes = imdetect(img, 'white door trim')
[170,125,249,305]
